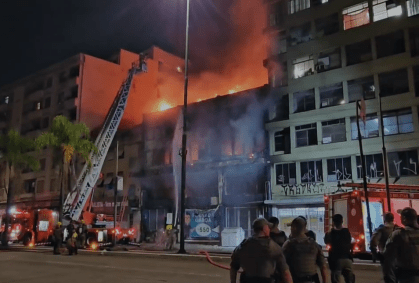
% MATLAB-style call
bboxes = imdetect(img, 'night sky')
[0,0,236,87]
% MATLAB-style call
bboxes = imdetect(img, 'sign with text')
[185,208,220,240]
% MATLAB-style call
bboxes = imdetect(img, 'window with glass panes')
[293,56,314,79]
[322,119,346,144]
[274,131,285,152]
[383,108,414,136]
[327,157,352,181]
[379,69,409,97]
[351,114,379,140]
[300,160,323,183]
[276,163,296,185]
[387,150,419,177]
[342,2,370,30]
[293,89,315,113]
[407,0,419,16]
[348,76,375,102]
[288,0,310,14]
[319,83,344,108]
[296,123,317,147]
[356,154,384,179]
[372,0,402,22]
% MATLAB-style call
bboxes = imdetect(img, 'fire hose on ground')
[198,250,242,273]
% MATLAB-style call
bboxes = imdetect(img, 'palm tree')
[36,115,97,222]
[0,130,40,246]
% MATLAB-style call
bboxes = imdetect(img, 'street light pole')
[178,0,190,254]
[379,93,391,212]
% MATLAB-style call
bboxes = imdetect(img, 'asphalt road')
[0,251,382,283]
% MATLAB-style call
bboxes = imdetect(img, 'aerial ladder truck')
[61,56,147,249]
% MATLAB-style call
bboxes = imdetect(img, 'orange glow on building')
[158,101,172,111]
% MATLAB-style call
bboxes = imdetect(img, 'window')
[293,56,314,79]
[300,160,323,183]
[351,114,379,139]
[414,65,419,96]
[376,30,405,58]
[316,48,341,73]
[320,83,344,108]
[275,163,296,185]
[69,86,78,99]
[342,2,370,30]
[383,108,414,135]
[356,154,384,179]
[379,69,409,97]
[46,77,53,88]
[288,0,310,14]
[312,0,328,6]
[57,92,64,105]
[322,119,346,144]
[274,128,290,153]
[327,157,352,181]
[315,13,339,37]
[69,66,80,78]
[290,22,312,46]
[372,0,402,22]
[346,40,372,66]
[410,27,419,57]
[24,179,36,194]
[59,72,66,83]
[270,1,287,26]
[296,123,317,147]
[69,107,77,121]
[293,89,315,113]
[44,97,51,109]
[42,117,49,129]
[387,150,419,177]
[273,94,289,121]
[407,0,419,16]
[348,76,375,102]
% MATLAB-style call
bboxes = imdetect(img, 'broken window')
[274,94,289,121]
[379,68,409,97]
[375,30,405,58]
[327,157,352,181]
[319,82,344,108]
[351,114,379,140]
[288,0,310,14]
[356,154,384,179]
[270,1,287,26]
[322,119,346,144]
[387,150,419,177]
[315,13,339,37]
[293,89,315,113]
[348,76,375,102]
[414,65,419,96]
[293,56,314,79]
[342,2,370,30]
[274,128,290,153]
[275,163,296,185]
[300,160,323,183]
[346,39,372,66]
[407,0,419,16]
[383,108,414,135]
[296,123,317,147]
[372,0,402,22]
[409,27,419,57]
[290,22,312,46]
[316,48,341,73]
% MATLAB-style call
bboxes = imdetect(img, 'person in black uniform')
[268,217,287,247]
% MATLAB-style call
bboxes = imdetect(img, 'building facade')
[265,0,419,244]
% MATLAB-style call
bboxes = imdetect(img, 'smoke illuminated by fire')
[158,101,173,111]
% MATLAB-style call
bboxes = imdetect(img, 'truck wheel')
[23,233,32,246]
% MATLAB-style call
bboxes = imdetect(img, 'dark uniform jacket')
[231,236,289,281]
[54,227,63,241]
[270,228,287,247]
[384,226,419,272]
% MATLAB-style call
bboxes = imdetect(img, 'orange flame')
[158,101,172,111]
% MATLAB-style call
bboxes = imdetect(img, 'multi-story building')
[265,0,419,244]
[0,46,183,222]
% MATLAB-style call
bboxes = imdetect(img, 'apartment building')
[0,46,183,220]
[265,0,419,244]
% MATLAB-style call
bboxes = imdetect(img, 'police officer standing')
[370,212,398,283]
[384,207,419,283]
[53,222,63,255]
[282,217,327,283]
[269,217,287,247]
[230,218,293,283]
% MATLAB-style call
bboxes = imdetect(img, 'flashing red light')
[91,243,98,250]
[354,246,360,252]
[360,234,365,240]
[326,245,331,251]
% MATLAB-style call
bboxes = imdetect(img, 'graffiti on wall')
[277,183,327,196]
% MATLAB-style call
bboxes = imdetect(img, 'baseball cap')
[253,218,273,231]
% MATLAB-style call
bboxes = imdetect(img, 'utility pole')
[178,0,190,254]
[379,93,391,212]
[356,100,373,240]
[113,141,119,246]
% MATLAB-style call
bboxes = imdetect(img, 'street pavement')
[0,250,382,283]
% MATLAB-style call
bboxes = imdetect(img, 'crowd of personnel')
[230,207,419,283]
[52,219,88,255]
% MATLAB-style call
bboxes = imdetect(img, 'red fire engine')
[0,208,58,246]
[324,182,419,254]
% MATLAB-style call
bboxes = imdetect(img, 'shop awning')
[264,195,324,207]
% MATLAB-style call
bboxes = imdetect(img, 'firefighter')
[324,214,355,283]
[282,217,327,283]
[230,218,293,283]
[370,212,398,283]
[66,220,75,241]
[53,222,63,255]
[78,220,88,249]
[384,207,419,283]
[268,217,287,247]
[67,231,78,255]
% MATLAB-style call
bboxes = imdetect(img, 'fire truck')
[59,57,148,249]
[324,182,419,254]
[0,208,58,246]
